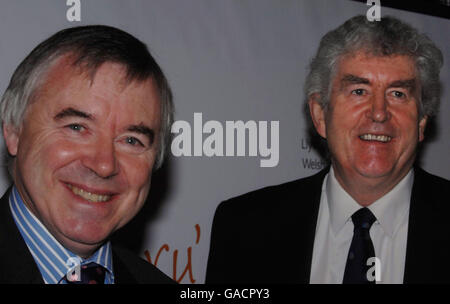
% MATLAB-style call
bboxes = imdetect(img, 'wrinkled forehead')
[333,50,418,79]
[49,54,141,88]
[30,53,154,106]
[23,57,160,127]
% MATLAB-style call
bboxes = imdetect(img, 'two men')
[0,25,174,283]
[206,16,449,284]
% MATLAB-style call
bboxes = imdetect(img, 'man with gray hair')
[0,25,175,284]
[206,15,449,284]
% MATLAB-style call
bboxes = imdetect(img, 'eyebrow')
[388,78,417,90]
[341,74,417,91]
[54,107,93,121]
[341,74,370,86]
[127,124,155,145]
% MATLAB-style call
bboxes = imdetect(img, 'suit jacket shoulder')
[0,187,44,283]
[206,168,328,284]
[412,166,450,204]
[216,167,329,226]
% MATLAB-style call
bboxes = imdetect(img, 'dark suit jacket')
[0,188,175,284]
[205,167,450,284]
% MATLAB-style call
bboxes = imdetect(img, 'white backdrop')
[0,0,448,283]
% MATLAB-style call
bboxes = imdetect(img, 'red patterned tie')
[66,262,106,284]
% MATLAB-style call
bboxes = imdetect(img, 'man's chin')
[354,164,396,181]
[334,160,394,180]
[57,225,112,256]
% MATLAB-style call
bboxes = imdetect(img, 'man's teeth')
[359,134,392,142]
[67,184,111,202]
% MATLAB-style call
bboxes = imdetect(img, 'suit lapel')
[403,168,430,283]
[112,248,138,284]
[0,187,44,283]
[403,167,450,283]
[293,168,328,283]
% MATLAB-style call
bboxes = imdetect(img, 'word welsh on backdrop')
[0,0,448,283]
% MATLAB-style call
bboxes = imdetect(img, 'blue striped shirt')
[9,186,115,284]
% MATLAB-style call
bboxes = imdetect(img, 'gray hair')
[0,25,174,170]
[304,15,443,118]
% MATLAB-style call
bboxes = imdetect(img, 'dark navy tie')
[343,208,377,284]
[66,262,106,284]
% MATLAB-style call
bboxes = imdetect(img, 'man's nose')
[366,93,390,123]
[81,138,118,178]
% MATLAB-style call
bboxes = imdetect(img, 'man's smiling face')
[309,51,427,194]
[4,55,161,257]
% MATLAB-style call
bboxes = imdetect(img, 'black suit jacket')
[0,188,175,284]
[205,167,450,284]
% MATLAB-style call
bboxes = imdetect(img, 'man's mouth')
[66,184,112,203]
[359,134,392,143]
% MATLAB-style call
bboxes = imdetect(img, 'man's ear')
[418,115,428,142]
[308,94,327,139]
[3,123,20,156]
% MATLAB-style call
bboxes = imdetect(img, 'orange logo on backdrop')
[144,224,201,283]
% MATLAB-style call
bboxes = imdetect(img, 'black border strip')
[350,0,450,20]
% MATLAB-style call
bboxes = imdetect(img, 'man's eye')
[126,137,144,147]
[66,124,84,131]
[351,89,365,96]
[391,91,406,98]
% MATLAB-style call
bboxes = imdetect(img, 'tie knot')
[82,262,105,284]
[67,262,106,284]
[351,208,376,230]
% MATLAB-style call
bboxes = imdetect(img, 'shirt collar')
[326,166,413,237]
[9,185,114,284]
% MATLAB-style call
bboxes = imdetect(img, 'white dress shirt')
[309,167,413,284]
